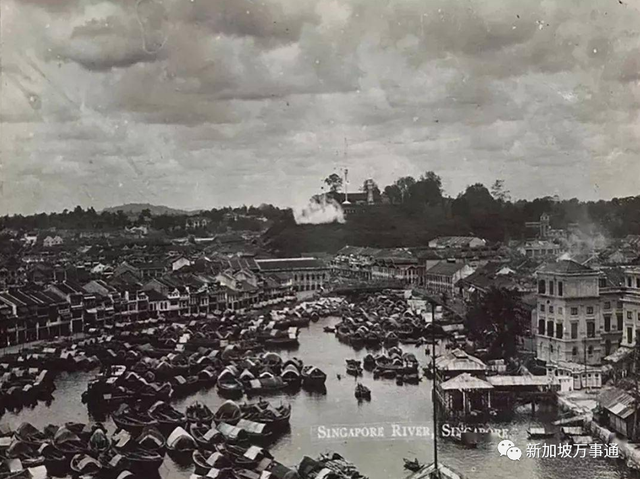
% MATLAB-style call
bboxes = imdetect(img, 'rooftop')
[426,261,469,276]
[256,258,326,271]
[537,260,596,275]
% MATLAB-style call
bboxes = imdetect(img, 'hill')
[101,203,199,216]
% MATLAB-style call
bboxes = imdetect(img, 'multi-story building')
[424,261,475,297]
[518,240,563,259]
[535,260,603,365]
[255,258,329,293]
[599,266,640,353]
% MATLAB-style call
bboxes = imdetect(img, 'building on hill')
[428,236,487,250]
[43,236,64,248]
[186,216,209,230]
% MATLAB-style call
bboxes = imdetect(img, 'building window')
[587,322,595,338]
[538,320,545,336]
[618,313,624,331]
[588,346,593,355]
[549,281,555,296]
[549,306,554,314]
[538,280,546,294]
[637,278,640,288]
[558,307,563,315]
[587,306,594,315]
[628,311,633,320]
[558,281,563,297]
[628,278,633,288]
[547,321,554,338]
[599,278,607,288]
[628,327,633,344]
[604,315,611,332]
[604,302,611,310]
[540,304,545,312]
[556,323,563,339]
[572,347,578,357]
[571,307,578,316]
[605,339,612,356]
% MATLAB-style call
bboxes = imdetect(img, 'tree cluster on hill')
[0,204,288,236]
[266,172,640,254]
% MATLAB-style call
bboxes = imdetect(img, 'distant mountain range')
[101,203,202,216]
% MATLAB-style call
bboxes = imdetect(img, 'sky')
[2,0,640,215]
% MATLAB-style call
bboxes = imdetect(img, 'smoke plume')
[293,197,346,225]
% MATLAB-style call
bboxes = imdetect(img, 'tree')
[466,287,523,359]
[491,180,511,202]
[408,171,443,206]
[324,173,343,193]
[383,184,402,204]
[396,176,416,202]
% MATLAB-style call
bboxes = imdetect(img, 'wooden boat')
[136,426,166,454]
[124,450,164,473]
[14,423,46,448]
[216,423,249,445]
[354,384,371,401]
[345,360,363,377]
[569,435,594,446]
[5,441,45,469]
[363,355,376,371]
[89,427,111,454]
[236,419,273,442]
[301,366,326,388]
[527,427,555,439]
[406,463,466,479]
[186,402,214,425]
[403,373,420,385]
[241,401,291,430]
[452,431,478,448]
[214,443,272,468]
[148,401,186,430]
[217,370,244,398]
[192,450,232,475]
[190,424,222,450]
[112,405,158,434]
[70,453,102,475]
[214,401,242,426]
[166,426,196,452]
[404,458,422,472]
[281,365,302,387]
[52,427,88,460]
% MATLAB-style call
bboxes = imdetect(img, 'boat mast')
[431,301,439,477]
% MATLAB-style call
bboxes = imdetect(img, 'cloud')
[2,0,640,215]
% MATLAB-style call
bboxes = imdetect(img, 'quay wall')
[556,393,640,471]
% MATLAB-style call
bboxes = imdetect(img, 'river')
[2,316,637,479]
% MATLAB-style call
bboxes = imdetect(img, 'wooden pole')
[431,301,439,477]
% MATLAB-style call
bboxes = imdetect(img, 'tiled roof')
[440,373,493,391]
[537,260,595,274]
[256,258,326,271]
[426,261,468,276]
